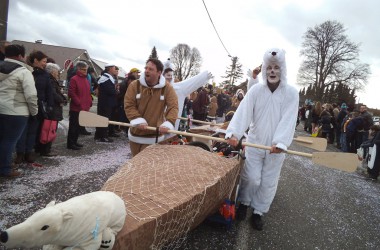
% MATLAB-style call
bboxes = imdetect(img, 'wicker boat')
[101,144,241,249]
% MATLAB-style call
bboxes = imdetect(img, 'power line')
[201,0,232,57]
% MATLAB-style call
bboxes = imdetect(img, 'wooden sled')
[101,145,242,249]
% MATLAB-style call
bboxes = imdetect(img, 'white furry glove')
[207,72,213,80]
[247,69,253,79]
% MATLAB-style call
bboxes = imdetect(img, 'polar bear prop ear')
[45,201,56,208]
[163,58,175,71]
[62,211,73,222]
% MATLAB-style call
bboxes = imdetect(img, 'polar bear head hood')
[261,48,287,87]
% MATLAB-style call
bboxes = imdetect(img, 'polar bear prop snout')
[0,191,126,249]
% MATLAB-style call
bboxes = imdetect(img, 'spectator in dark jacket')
[117,73,137,136]
[38,63,67,156]
[319,110,333,142]
[94,64,119,142]
[367,125,380,180]
[346,112,363,153]
[336,103,348,149]
[67,61,92,150]
[192,87,209,123]
[16,50,52,163]
[216,91,231,123]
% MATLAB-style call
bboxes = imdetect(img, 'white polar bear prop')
[0,191,126,249]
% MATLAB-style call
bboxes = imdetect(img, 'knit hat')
[341,103,347,109]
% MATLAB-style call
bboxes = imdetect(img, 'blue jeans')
[16,117,40,153]
[0,114,28,175]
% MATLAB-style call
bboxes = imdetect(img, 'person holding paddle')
[124,58,178,156]
[226,48,299,230]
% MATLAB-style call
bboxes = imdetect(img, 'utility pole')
[229,56,237,85]
[0,0,9,40]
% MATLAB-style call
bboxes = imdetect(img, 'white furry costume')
[163,59,211,130]
[171,71,210,130]
[225,48,299,214]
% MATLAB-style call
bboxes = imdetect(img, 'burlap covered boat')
[101,144,240,249]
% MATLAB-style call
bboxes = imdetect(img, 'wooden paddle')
[79,111,358,173]
[293,136,327,152]
[181,120,327,151]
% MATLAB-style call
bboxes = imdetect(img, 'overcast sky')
[7,0,380,109]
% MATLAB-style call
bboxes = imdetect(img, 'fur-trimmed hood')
[139,72,166,88]
[261,48,288,88]
[235,89,245,97]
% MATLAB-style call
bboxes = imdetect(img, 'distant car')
[373,116,380,126]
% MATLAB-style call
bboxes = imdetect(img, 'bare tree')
[297,20,370,101]
[170,44,202,81]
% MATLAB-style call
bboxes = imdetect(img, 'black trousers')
[95,105,113,139]
[67,111,79,146]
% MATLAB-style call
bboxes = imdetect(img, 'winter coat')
[337,109,348,131]
[97,73,117,110]
[346,116,364,134]
[68,71,92,112]
[319,111,332,133]
[0,59,38,116]
[49,74,67,121]
[33,67,54,119]
[170,71,210,129]
[124,73,178,145]
[192,88,209,114]
[207,96,218,117]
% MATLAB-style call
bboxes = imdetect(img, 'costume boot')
[14,152,25,164]
[252,213,264,231]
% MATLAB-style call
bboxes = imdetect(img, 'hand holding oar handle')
[79,111,358,173]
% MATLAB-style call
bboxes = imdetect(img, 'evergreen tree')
[221,56,244,86]
[146,46,158,63]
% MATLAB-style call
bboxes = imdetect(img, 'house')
[12,40,127,82]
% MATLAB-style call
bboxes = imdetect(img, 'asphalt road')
[0,112,379,249]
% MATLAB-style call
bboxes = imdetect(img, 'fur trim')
[139,72,166,88]
[261,48,287,87]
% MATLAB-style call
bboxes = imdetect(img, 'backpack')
[362,115,373,131]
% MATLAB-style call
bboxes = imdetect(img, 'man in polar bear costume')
[0,191,126,249]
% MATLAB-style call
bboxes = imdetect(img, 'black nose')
[271,52,277,56]
[0,230,8,243]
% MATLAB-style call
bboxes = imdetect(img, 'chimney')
[35,40,42,44]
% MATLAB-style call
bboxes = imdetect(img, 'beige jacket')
[207,96,218,117]
[124,73,178,144]
[0,58,38,116]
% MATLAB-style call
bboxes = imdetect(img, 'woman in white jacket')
[226,48,299,230]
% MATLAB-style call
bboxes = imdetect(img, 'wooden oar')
[293,136,327,151]
[190,126,327,151]
[177,116,222,126]
[79,111,358,173]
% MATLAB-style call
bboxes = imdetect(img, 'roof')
[11,40,126,80]
[12,40,89,70]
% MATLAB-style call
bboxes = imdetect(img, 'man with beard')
[124,58,178,156]
[226,48,299,230]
